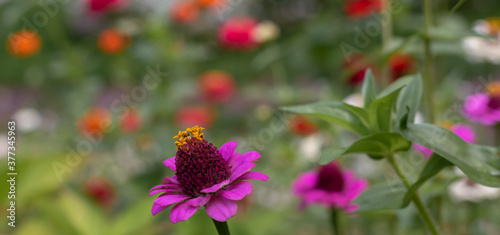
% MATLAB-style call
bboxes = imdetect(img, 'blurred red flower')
[197,0,224,8]
[198,70,236,103]
[388,53,416,81]
[170,1,200,24]
[6,30,42,58]
[83,178,115,209]
[344,0,384,19]
[218,16,259,50]
[78,107,111,136]
[289,115,318,136]
[175,106,215,128]
[97,28,131,54]
[119,109,142,134]
[343,54,376,86]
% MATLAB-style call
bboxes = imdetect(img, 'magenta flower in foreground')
[292,162,368,212]
[150,126,268,223]
[414,123,476,158]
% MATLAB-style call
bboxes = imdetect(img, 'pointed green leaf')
[402,154,453,207]
[318,132,411,164]
[361,69,376,107]
[396,74,422,127]
[282,101,370,135]
[342,103,370,128]
[368,88,402,132]
[353,181,406,213]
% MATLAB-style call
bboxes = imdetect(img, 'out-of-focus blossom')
[414,123,475,158]
[83,178,115,209]
[292,162,368,212]
[170,1,200,24]
[388,53,416,81]
[198,70,236,103]
[119,109,142,134]
[97,28,131,54]
[218,16,259,51]
[11,108,42,133]
[343,54,376,86]
[462,82,500,125]
[87,0,127,13]
[448,178,500,203]
[197,0,224,8]
[343,93,363,108]
[463,18,500,64]
[78,107,112,136]
[252,21,280,43]
[175,106,215,128]
[150,126,268,223]
[6,30,41,58]
[289,115,318,136]
[298,134,323,162]
[344,0,384,19]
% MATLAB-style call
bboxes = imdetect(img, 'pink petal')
[206,194,238,222]
[150,183,178,191]
[231,151,260,169]
[201,180,231,193]
[154,194,190,206]
[291,171,318,195]
[152,204,167,216]
[163,157,176,171]
[227,152,240,166]
[149,187,182,196]
[220,181,253,200]
[170,201,200,223]
[229,163,255,182]
[219,141,238,161]
[188,194,211,207]
[236,171,269,182]
[162,176,179,184]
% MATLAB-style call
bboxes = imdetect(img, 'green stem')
[494,124,500,146]
[381,0,393,88]
[423,0,436,123]
[211,219,231,235]
[387,155,440,235]
[330,208,340,235]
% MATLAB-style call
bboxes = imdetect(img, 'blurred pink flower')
[218,16,259,51]
[292,162,368,212]
[198,70,236,103]
[414,123,476,158]
[87,0,127,13]
[175,105,215,128]
[462,92,500,126]
[150,126,268,223]
[119,109,142,134]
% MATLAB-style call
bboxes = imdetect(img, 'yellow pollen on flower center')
[173,125,205,149]
[486,82,500,97]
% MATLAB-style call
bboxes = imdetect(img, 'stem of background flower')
[422,0,436,123]
[386,154,441,235]
[212,219,231,235]
[381,0,393,88]
[495,124,500,146]
[330,207,340,235]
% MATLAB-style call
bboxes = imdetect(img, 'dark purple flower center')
[175,139,230,197]
[316,163,345,192]
[487,95,500,110]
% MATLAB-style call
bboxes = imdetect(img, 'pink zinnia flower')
[414,123,476,158]
[218,16,259,51]
[292,162,368,212]
[150,126,268,223]
[462,83,500,125]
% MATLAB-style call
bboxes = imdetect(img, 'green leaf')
[110,197,157,235]
[361,69,376,108]
[449,0,466,16]
[318,132,411,164]
[377,75,413,98]
[353,181,406,212]
[342,103,370,128]
[396,74,422,127]
[368,88,402,132]
[282,101,370,135]
[402,154,453,207]
[399,122,500,187]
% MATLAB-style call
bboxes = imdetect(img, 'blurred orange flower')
[197,0,224,8]
[78,107,112,136]
[198,70,236,103]
[6,30,42,58]
[170,1,200,24]
[289,115,318,136]
[97,28,131,54]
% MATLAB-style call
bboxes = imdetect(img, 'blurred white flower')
[462,18,500,64]
[252,21,280,43]
[11,108,42,132]
[298,133,323,162]
[448,178,500,203]
[343,93,363,108]
[414,112,424,124]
